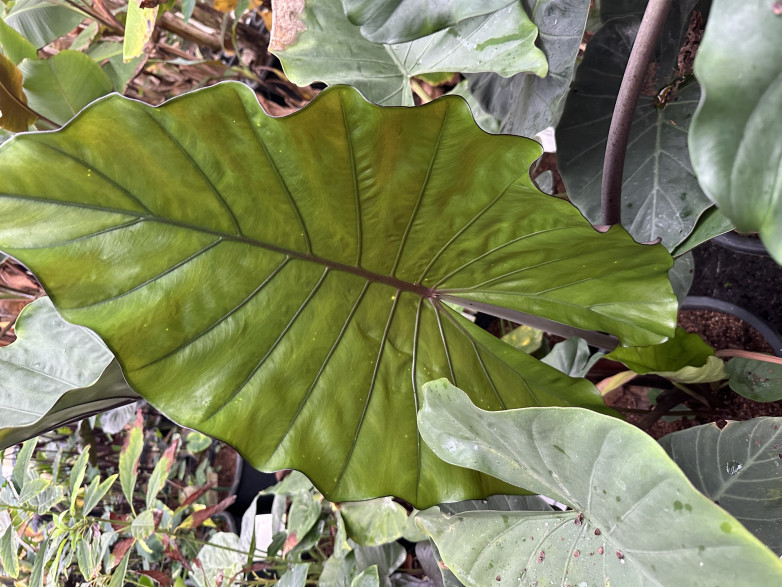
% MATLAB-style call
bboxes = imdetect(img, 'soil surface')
[689,238,782,335]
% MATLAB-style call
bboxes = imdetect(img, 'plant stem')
[601,0,673,225]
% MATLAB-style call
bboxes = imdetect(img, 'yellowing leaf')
[0,51,36,131]
[123,0,158,62]
[214,0,238,12]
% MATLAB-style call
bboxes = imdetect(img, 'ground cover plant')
[1,0,782,584]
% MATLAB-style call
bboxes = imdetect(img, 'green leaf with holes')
[688,0,782,263]
[270,0,547,106]
[0,83,675,506]
[0,297,139,451]
[660,418,782,556]
[417,379,782,585]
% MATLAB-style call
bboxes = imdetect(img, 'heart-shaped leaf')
[0,83,675,506]
[688,0,782,263]
[556,15,713,250]
[465,0,591,137]
[417,380,782,585]
[0,297,139,450]
[270,0,547,106]
[660,418,782,556]
[342,0,516,44]
[725,357,782,402]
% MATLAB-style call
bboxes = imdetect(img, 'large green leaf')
[20,51,113,126]
[3,0,84,49]
[688,0,782,263]
[0,16,38,64]
[0,83,676,506]
[660,418,782,556]
[417,380,782,585]
[556,14,714,250]
[465,0,592,137]
[342,0,515,44]
[270,0,547,106]
[0,297,139,450]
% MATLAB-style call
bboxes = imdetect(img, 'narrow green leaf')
[18,476,50,504]
[123,0,158,61]
[271,0,546,106]
[340,497,408,546]
[69,446,91,515]
[0,16,38,63]
[660,418,782,556]
[11,437,36,492]
[69,21,99,52]
[107,546,132,587]
[0,50,36,131]
[0,83,676,506]
[670,207,734,257]
[131,508,156,541]
[726,357,782,402]
[0,524,19,578]
[342,0,514,43]
[3,0,84,49]
[20,50,113,125]
[350,565,379,587]
[29,536,49,587]
[82,473,117,515]
[146,438,178,509]
[688,0,782,263]
[417,379,782,585]
[119,409,143,513]
[76,537,94,581]
[0,297,139,452]
[288,490,321,542]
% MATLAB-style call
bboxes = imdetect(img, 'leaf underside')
[0,83,675,505]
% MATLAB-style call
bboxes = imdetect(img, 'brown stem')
[637,387,688,431]
[601,0,673,225]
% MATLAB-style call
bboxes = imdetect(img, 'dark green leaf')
[342,0,515,44]
[669,206,733,257]
[20,50,114,125]
[660,418,782,555]
[466,0,591,137]
[668,251,694,303]
[3,0,84,49]
[0,297,139,451]
[417,380,782,585]
[556,15,711,250]
[271,0,547,106]
[688,0,782,263]
[726,357,782,402]
[0,83,676,506]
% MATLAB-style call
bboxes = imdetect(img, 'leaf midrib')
[0,192,437,299]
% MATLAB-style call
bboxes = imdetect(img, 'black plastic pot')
[712,231,770,257]
[681,296,782,357]
[226,458,278,528]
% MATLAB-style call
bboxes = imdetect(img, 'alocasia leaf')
[725,357,782,402]
[0,297,139,451]
[556,13,714,250]
[0,83,675,506]
[270,0,547,106]
[660,418,782,556]
[342,0,515,44]
[417,380,782,585]
[688,0,782,263]
[465,0,592,137]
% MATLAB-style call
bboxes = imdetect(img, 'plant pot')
[226,458,279,529]
[680,296,782,357]
[712,231,770,257]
